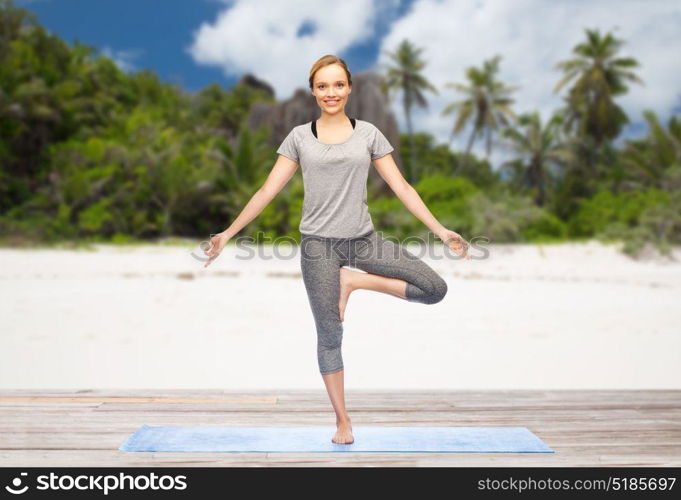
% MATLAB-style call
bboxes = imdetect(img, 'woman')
[204,55,471,445]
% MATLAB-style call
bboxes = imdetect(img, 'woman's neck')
[317,112,350,127]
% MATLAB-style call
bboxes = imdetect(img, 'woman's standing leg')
[300,235,354,443]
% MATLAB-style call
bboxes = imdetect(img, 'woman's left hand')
[438,229,471,259]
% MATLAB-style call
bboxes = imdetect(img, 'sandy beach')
[1,239,679,390]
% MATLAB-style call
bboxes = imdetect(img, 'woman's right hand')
[438,228,471,260]
[204,232,229,268]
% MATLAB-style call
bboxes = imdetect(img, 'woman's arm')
[220,155,299,240]
[204,155,299,267]
[372,154,470,257]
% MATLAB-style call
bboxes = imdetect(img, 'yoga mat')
[119,425,554,453]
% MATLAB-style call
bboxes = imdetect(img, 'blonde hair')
[309,55,353,90]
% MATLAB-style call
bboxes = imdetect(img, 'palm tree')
[499,111,575,206]
[208,123,283,230]
[441,55,518,164]
[621,110,681,191]
[553,28,644,153]
[381,39,438,184]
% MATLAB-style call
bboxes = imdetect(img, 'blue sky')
[17,0,681,164]
[19,0,246,91]
[19,0,413,92]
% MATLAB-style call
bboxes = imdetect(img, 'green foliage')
[371,175,481,240]
[415,175,479,202]
[0,0,678,258]
[578,189,681,257]
[468,190,542,243]
[416,175,478,236]
[370,196,418,238]
[520,210,568,242]
[568,189,670,237]
[398,133,499,189]
[78,198,113,233]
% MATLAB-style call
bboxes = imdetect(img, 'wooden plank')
[0,397,277,404]
[2,411,680,426]
[2,435,679,449]
[0,450,678,467]
[1,390,679,467]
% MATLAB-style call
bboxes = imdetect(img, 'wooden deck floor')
[1,390,679,467]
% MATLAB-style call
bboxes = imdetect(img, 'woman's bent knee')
[425,276,448,304]
[405,274,448,304]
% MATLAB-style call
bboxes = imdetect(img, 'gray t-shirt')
[276,119,394,238]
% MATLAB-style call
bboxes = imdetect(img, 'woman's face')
[311,63,352,115]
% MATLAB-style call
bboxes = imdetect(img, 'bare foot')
[338,267,355,322]
[332,417,354,444]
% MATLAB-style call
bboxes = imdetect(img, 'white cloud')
[101,46,143,73]
[187,0,397,98]
[378,0,681,166]
[188,0,680,168]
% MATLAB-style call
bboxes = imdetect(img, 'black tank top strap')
[311,117,355,138]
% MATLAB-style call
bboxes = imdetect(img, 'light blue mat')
[119,425,554,453]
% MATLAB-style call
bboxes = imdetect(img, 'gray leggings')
[300,229,448,375]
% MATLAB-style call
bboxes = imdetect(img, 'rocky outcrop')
[236,73,274,97]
